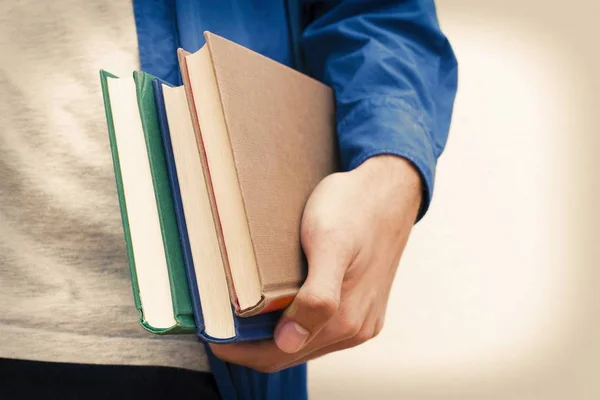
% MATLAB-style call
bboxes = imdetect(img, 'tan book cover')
[179,32,338,317]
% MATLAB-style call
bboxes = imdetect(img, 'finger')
[210,310,350,372]
[279,339,351,371]
[209,340,280,371]
[210,295,375,372]
[210,339,311,373]
[274,230,353,354]
[209,322,347,373]
[274,288,383,371]
[277,313,384,371]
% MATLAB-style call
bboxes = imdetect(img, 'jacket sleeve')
[300,0,458,219]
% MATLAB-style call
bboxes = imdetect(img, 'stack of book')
[100,32,337,343]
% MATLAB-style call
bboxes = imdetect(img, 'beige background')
[309,0,600,398]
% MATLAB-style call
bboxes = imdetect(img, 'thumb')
[274,229,352,354]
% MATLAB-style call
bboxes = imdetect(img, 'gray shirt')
[0,0,209,372]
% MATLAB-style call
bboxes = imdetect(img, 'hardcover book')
[100,70,195,334]
[178,32,338,317]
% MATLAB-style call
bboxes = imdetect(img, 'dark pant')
[0,358,221,400]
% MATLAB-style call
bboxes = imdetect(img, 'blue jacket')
[133,1,458,399]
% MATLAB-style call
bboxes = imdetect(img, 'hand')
[210,155,422,372]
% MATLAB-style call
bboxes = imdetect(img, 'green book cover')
[100,69,195,334]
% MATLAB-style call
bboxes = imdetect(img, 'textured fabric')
[300,0,458,218]
[0,0,209,372]
[0,358,220,399]
[133,0,457,399]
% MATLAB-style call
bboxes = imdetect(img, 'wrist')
[354,155,423,211]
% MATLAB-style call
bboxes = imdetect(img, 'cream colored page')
[107,77,176,329]
[185,50,262,310]
[162,84,234,338]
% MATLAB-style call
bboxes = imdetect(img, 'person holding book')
[0,1,457,399]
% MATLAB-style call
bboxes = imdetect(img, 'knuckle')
[302,216,343,245]
[340,319,362,339]
[336,309,362,339]
[373,318,385,338]
[300,217,318,244]
[352,328,373,347]
[344,322,362,339]
[312,219,336,237]
[297,291,339,321]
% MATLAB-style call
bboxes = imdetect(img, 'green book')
[100,70,195,334]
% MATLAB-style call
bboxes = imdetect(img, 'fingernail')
[275,321,309,353]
